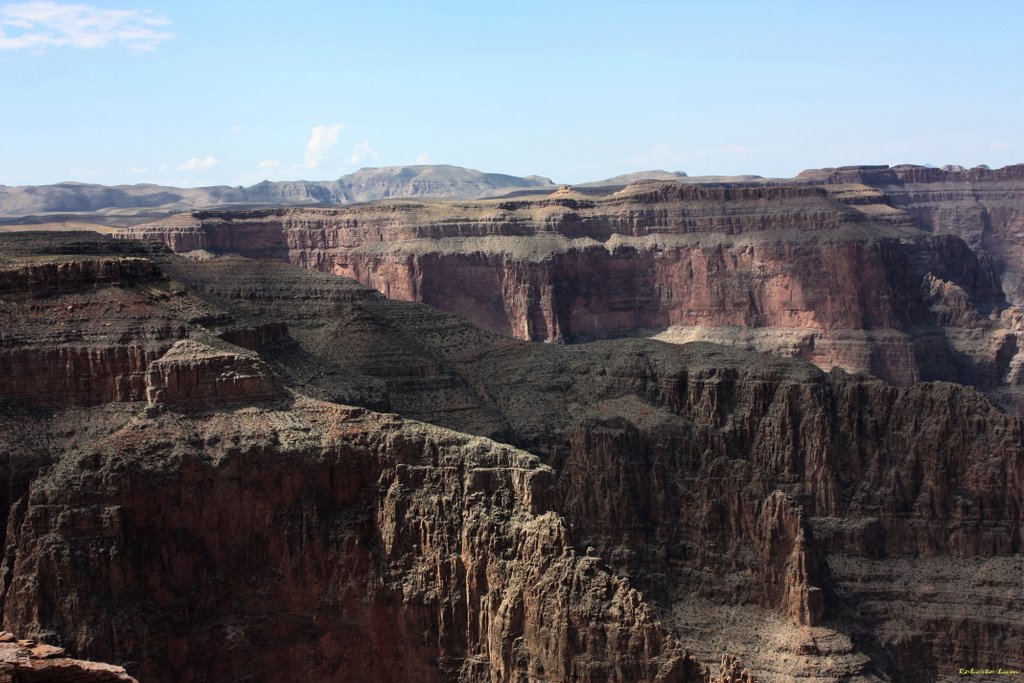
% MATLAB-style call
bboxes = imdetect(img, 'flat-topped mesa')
[0,232,171,298]
[123,211,290,258]
[123,182,890,250]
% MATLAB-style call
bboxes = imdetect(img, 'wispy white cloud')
[416,152,430,164]
[304,123,343,168]
[348,140,379,165]
[626,143,685,168]
[0,1,173,52]
[257,159,281,169]
[650,143,679,161]
[177,156,217,171]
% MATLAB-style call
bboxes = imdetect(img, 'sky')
[0,0,1021,187]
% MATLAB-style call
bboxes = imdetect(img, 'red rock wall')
[0,258,163,297]
[0,404,707,683]
[7,232,1018,681]
[0,346,165,407]
[809,164,1024,305]
[119,186,1012,390]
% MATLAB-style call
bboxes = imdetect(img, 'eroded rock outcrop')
[0,632,137,683]
[0,400,705,683]
[146,246,1022,680]
[0,249,186,408]
[144,339,284,411]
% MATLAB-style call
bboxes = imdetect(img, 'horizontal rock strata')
[0,232,1020,682]
[118,177,1024,415]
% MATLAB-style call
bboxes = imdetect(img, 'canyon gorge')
[0,164,1021,681]
[2,0,1018,680]
[120,164,1024,415]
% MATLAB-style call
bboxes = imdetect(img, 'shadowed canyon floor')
[0,232,1020,681]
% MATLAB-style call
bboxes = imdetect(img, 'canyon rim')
[0,162,1022,682]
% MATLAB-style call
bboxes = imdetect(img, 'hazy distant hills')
[0,165,561,223]
[576,170,690,186]
[0,165,788,224]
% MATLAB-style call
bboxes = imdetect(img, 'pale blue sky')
[1,0,1021,186]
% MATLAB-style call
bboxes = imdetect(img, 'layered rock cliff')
[0,232,1020,682]
[1,400,705,683]
[155,242,1024,679]
[799,164,1024,305]
[119,179,1024,414]
[0,233,718,682]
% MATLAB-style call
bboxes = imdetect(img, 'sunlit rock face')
[122,175,1024,413]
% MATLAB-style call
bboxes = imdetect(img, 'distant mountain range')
[0,165,714,223]
[0,165,561,223]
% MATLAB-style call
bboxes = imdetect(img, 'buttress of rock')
[758,492,826,627]
[144,338,284,411]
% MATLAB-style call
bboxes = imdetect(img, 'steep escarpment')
[459,342,1023,680]
[151,248,1023,681]
[1,401,703,683]
[0,252,182,407]
[120,181,1024,410]
[0,237,276,409]
[0,233,720,682]
[1,233,1021,681]
[800,164,1024,306]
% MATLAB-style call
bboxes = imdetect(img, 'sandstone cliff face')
[801,164,1024,305]
[0,233,1021,682]
[470,342,1023,680]
[0,253,184,408]
[0,400,704,683]
[120,179,1024,414]
[150,249,1023,681]
[0,233,718,682]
